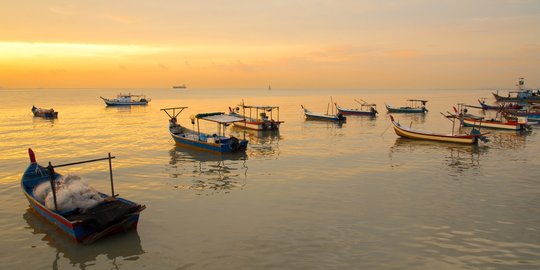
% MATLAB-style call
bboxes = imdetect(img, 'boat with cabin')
[492,78,540,103]
[21,149,145,244]
[228,103,283,131]
[390,115,488,144]
[32,105,58,118]
[385,99,428,113]
[100,93,150,106]
[335,99,378,116]
[162,107,248,154]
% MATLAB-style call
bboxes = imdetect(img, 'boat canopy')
[239,105,279,110]
[197,112,245,124]
[407,99,428,103]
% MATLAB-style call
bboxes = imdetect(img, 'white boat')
[229,103,283,131]
[100,93,150,106]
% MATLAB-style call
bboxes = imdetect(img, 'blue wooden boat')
[162,107,248,154]
[21,149,145,244]
[385,99,428,113]
[301,105,346,122]
[478,99,522,110]
[100,93,150,106]
[32,105,58,118]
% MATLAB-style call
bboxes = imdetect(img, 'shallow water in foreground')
[1,88,539,269]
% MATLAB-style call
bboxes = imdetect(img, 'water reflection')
[241,129,283,160]
[32,116,56,127]
[384,113,426,124]
[104,105,148,113]
[389,138,485,174]
[168,146,248,194]
[23,209,144,270]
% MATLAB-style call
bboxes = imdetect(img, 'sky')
[0,0,539,89]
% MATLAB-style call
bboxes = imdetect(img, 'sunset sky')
[1,0,539,89]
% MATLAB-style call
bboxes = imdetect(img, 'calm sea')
[0,88,539,269]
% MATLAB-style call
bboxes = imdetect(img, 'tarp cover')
[202,114,245,123]
[64,200,140,230]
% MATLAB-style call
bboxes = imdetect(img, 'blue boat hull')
[171,132,248,154]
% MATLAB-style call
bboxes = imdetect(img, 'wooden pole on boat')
[47,162,58,211]
[108,152,116,198]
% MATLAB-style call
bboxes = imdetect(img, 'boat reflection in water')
[389,137,486,176]
[23,209,144,269]
[236,128,283,160]
[104,105,148,114]
[168,146,248,194]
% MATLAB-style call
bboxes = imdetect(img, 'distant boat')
[32,105,58,118]
[335,99,378,116]
[268,85,272,90]
[161,107,249,154]
[390,115,488,144]
[492,78,540,103]
[173,85,187,89]
[22,149,145,244]
[100,93,150,106]
[385,99,428,113]
[229,102,283,131]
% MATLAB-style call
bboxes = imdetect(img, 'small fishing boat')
[100,93,150,106]
[335,99,378,116]
[492,78,540,103]
[32,105,58,118]
[385,99,428,113]
[390,115,488,144]
[478,99,522,111]
[162,107,248,154]
[173,85,187,89]
[301,105,346,122]
[21,149,145,244]
[229,103,283,131]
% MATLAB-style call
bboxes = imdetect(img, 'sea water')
[0,88,539,269]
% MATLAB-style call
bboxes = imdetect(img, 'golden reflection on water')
[167,146,248,194]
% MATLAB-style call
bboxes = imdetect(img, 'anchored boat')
[21,149,145,244]
[32,105,58,118]
[335,99,378,116]
[301,105,346,122]
[492,78,540,103]
[228,103,283,131]
[162,107,248,154]
[100,93,150,106]
[385,99,428,113]
[390,115,488,144]
[447,104,530,131]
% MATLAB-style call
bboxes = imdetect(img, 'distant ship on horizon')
[173,85,187,89]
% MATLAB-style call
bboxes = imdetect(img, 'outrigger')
[229,102,283,131]
[161,107,248,154]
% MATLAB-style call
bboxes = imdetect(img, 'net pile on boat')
[33,174,104,213]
